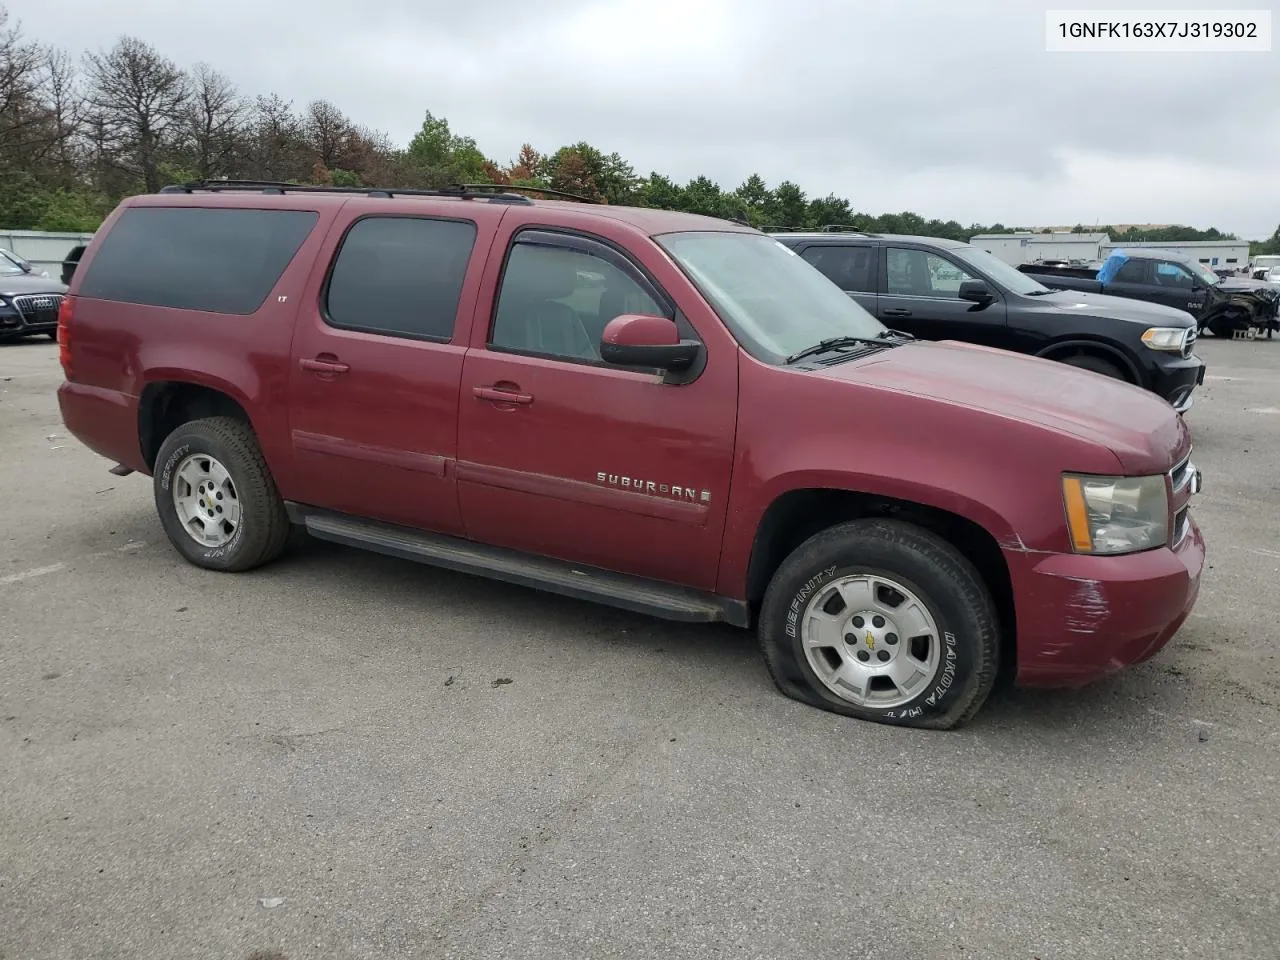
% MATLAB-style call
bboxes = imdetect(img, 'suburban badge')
[596,471,711,504]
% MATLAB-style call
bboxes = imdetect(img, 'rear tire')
[758,519,999,730]
[1060,353,1125,380]
[153,416,290,572]
[46,331,57,341]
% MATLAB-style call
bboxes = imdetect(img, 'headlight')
[1141,327,1189,352]
[1061,473,1168,555]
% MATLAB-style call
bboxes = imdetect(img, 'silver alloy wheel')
[800,573,942,709]
[171,452,241,548]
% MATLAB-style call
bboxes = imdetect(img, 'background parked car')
[1022,249,1280,339]
[771,230,1206,413]
[0,250,67,342]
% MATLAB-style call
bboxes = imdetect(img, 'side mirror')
[600,314,700,371]
[958,279,993,303]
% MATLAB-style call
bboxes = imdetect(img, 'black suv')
[0,249,68,342]
[772,231,1206,413]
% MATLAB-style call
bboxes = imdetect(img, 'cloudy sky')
[15,0,1280,238]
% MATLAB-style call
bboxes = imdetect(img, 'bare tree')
[246,93,309,181]
[82,36,189,192]
[185,62,244,179]
[305,98,353,170]
[0,5,45,157]
[35,46,82,182]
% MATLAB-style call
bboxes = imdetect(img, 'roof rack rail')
[818,224,870,234]
[157,179,557,205]
[453,183,599,204]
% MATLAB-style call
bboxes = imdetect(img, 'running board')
[288,505,750,628]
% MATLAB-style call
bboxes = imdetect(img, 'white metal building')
[0,229,96,275]
[1098,240,1251,271]
[969,232,1110,266]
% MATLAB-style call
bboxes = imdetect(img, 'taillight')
[57,295,74,379]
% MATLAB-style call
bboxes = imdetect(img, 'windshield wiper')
[785,334,895,365]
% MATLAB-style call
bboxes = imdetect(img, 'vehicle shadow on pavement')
[272,534,1226,739]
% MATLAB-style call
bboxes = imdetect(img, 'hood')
[818,340,1186,474]
[1217,277,1274,295]
[0,273,69,296]
[1035,288,1195,325]
[1206,280,1279,317]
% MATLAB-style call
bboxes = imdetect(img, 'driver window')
[1155,261,1194,288]
[491,243,664,362]
[885,248,976,298]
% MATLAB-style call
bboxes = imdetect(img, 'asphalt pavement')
[2,336,1278,960]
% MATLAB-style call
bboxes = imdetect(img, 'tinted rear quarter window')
[800,245,876,293]
[77,206,319,314]
[324,216,477,341]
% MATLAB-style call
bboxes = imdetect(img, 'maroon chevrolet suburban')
[55,180,1206,729]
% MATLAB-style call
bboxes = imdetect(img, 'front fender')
[715,361,1126,602]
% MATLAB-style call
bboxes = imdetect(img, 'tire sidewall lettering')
[882,630,962,720]
[159,443,190,491]
[785,564,839,639]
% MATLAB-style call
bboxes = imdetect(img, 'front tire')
[759,519,999,730]
[153,416,290,572]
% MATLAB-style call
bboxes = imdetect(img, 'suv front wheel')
[759,519,999,730]
[153,416,291,572]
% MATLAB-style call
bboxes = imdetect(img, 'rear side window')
[1113,259,1148,283]
[76,206,318,314]
[324,216,477,341]
[800,245,876,292]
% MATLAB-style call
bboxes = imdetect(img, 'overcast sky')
[15,0,1280,238]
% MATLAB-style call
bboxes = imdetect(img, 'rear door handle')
[300,357,350,374]
[473,385,534,405]
[882,308,912,318]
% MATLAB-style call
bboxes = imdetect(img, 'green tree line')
[1,5,1273,251]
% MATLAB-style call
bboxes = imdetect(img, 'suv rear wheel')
[758,518,999,730]
[153,416,290,572]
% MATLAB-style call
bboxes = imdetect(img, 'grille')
[1170,449,1194,495]
[1172,507,1190,547]
[1182,326,1197,357]
[11,293,63,327]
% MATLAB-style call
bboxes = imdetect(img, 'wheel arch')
[138,378,257,471]
[1034,337,1142,384]
[741,485,1018,685]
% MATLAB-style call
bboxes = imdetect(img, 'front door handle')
[300,356,350,374]
[474,384,534,405]
[882,308,912,318]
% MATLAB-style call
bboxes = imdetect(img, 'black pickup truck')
[772,231,1206,413]
[1019,249,1279,340]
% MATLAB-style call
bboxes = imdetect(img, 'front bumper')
[0,294,62,335]
[1010,513,1205,687]
[1150,351,1205,414]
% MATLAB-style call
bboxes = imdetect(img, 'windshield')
[0,250,25,276]
[655,231,887,362]
[1187,260,1221,287]
[950,246,1050,295]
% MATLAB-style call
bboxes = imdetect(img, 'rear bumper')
[1010,515,1205,687]
[57,381,148,473]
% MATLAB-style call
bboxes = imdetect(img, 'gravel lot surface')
[2,337,1278,960]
